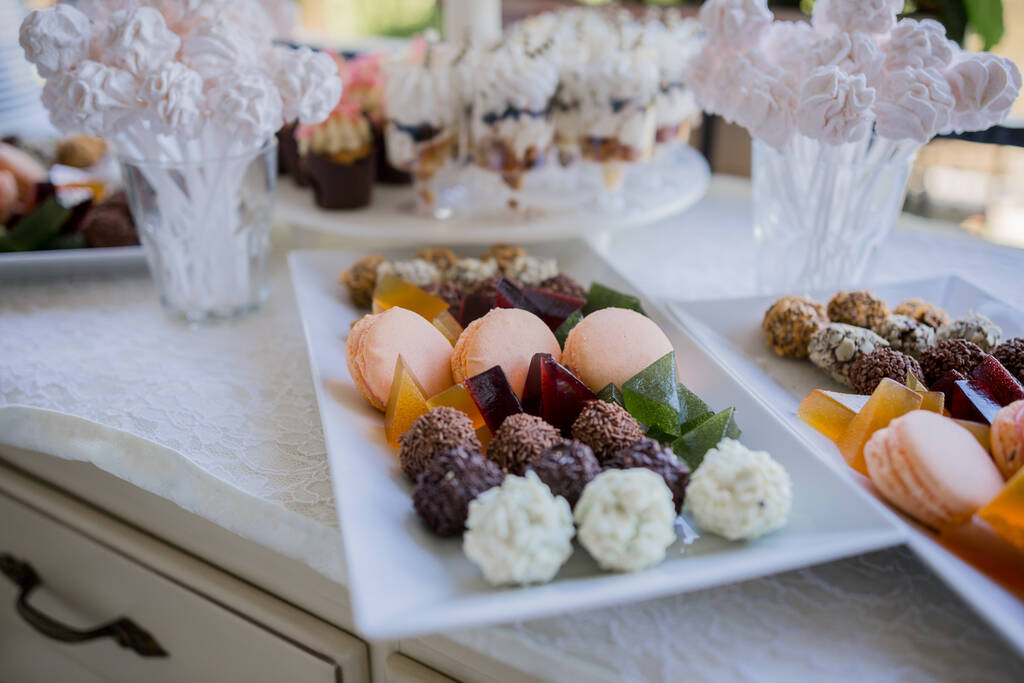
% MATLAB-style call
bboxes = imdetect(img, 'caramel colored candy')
[798,390,868,442]
[837,378,923,476]
[920,391,945,414]
[953,419,991,452]
[373,274,450,321]
[432,310,463,346]
[384,357,429,448]
[979,468,1024,550]
[426,383,486,430]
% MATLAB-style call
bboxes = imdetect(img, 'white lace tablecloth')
[2,176,1023,681]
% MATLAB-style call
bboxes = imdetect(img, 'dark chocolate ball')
[527,440,600,507]
[399,407,481,481]
[919,339,987,386]
[571,400,645,461]
[603,437,690,511]
[537,273,587,300]
[993,338,1024,385]
[487,413,563,475]
[849,347,924,395]
[413,446,504,537]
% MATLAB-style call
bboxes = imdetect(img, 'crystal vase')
[752,134,918,293]
[121,140,277,322]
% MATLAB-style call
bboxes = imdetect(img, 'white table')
[2,176,1024,681]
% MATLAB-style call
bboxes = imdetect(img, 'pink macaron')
[451,307,560,397]
[562,307,675,392]
[864,410,1004,529]
[991,399,1024,480]
[346,307,454,411]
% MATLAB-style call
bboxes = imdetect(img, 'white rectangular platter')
[289,242,903,640]
[668,276,1024,656]
[0,246,146,281]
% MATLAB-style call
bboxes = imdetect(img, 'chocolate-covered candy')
[423,280,464,310]
[488,413,563,474]
[919,339,987,386]
[993,338,1024,384]
[537,273,586,300]
[893,298,949,330]
[527,440,600,507]
[849,348,924,395]
[416,247,458,273]
[413,446,504,537]
[876,314,936,359]
[761,294,828,359]
[572,400,645,461]
[808,323,889,387]
[603,437,690,511]
[827,290,889,331]
[937,312,1002,353]
[339,254,385,308]
[398,407,481,481]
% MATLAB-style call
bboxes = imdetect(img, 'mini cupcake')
[471,41,559,189]
[297,101,375,210]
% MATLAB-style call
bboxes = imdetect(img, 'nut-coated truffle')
[413,447,504,537]
[481,244,527,273]
[339,254,385,308]
[936,312,1002,353]
[919,339,988,386]
[808,323,889,387]
[994,338,1024,384]
[603,437,691,511]
[761,294,828,359]
[416,247,458,273]
[876,314,936,359]
[571,400,645,461]
[527,440,601,507]
[424,280,464,310]
[849,348,924,395]
[827,290,889,331]
[893,298,950,330]
[399,407,481,481]
[488,413,563,474]
[537,273,586,300]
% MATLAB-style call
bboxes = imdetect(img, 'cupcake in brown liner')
[297,106,375,210]
[277,122,309,186]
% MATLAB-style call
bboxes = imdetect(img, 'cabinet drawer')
[0,489,359,683]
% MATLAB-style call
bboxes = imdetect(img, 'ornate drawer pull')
[0,553,168,658]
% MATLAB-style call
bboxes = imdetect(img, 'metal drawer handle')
[1,553,168,658]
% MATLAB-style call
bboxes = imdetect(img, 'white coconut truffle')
[936,311,1002,353]
[463,472,574,586]
[375,259,440,288]
[574,469,677,572]
[685,439,792,541]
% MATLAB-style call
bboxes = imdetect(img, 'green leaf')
[672,407,737,471]
[555,309,583,348]
[677,383,711,428]
[583,282,646,316]
[964,0,1004,49]
[597,382,625,407]
[622,352,681,436]
[0,198,72,252]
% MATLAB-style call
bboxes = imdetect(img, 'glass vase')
[752,135,918,293]
[121,139,277,323]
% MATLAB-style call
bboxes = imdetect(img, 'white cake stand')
[273,144,710,245]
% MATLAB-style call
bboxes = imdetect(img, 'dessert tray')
[668,276,1024,655]
[275,145,710,245]
[289,241,901,639]
[0,246,146,280]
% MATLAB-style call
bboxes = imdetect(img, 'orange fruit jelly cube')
[432,310,463,346]
[953,419,991,452]
[384,356,429,448]
[837,378,923,477]
[477,425,493,454]
[372,274,450,321]
[920,391,945,414]
[797,390,870,442]
[426,383,485,429]
[978,468,1024,550]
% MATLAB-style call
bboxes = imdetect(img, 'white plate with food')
[275,146,710,245]
[667,276,1024,655]
[289,241,902,639]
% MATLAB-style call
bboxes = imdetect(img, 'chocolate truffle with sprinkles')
[761,294,828,359]
[893,298,950,330]
[537,273,587,300]
[876,314,936,359]
[424,280,464,310]
[603,437,691,511]
[488,413,563,474]
[572,400,646,461]
[827,290,889,331]
[339,254,385,307]
[937,312,1002,353]
[919,339,988,386]
[849,348,925,395]
[399,407,482,481]
[413,446,504,537]
[527,440,601,507]
[994,338,1024,384]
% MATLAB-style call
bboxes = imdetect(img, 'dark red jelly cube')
[951,379,1002,424]
[494,277,541,315]
[522,353,547,417]
[931,370,967,410]
[464,365,523,433]
[459,292,494,327]
[521,352,596,435]
[970,355,1024,406]
[523,287,588,331]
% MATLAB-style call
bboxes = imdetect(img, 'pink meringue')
[698,0,773,53]
[797,66,875,144]
[715,53,797,150]
[874,67,955,143]
[759,21,818,88]
[19,5,93,79]
[883,19,956,74]
[809,32,884,85]
[211,71,284,142]
[943,53,1022,134]
[98,7,182,77]
[813,0,901,36]
[141,62,205,136]
[272,46,343,126]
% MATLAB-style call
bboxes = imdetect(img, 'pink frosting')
[797,66,875,144]
[874,67,955,143]
[943,53,1022,134]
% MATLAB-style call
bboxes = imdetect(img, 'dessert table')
[2,175,1024,681]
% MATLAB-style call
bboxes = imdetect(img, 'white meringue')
[874,67,955,143]
[813,0,901,36]
[698,0,773,52]
[273,46,342,125]
[808,32,884,85]
[180,20,257,81]
[52,61,140,136]
[714,52,797,151]
[210,71,283,142]
[797,66,875,144]
[883,19,956,75]
[19,5,93,79]
[140,62,205,136]
[759,20,818,88]
[98,6,181,77]
[943,53,1023,134]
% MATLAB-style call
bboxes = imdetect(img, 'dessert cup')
[305,146,376,210]
[276,121,308,186]
[373,126,411,185]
